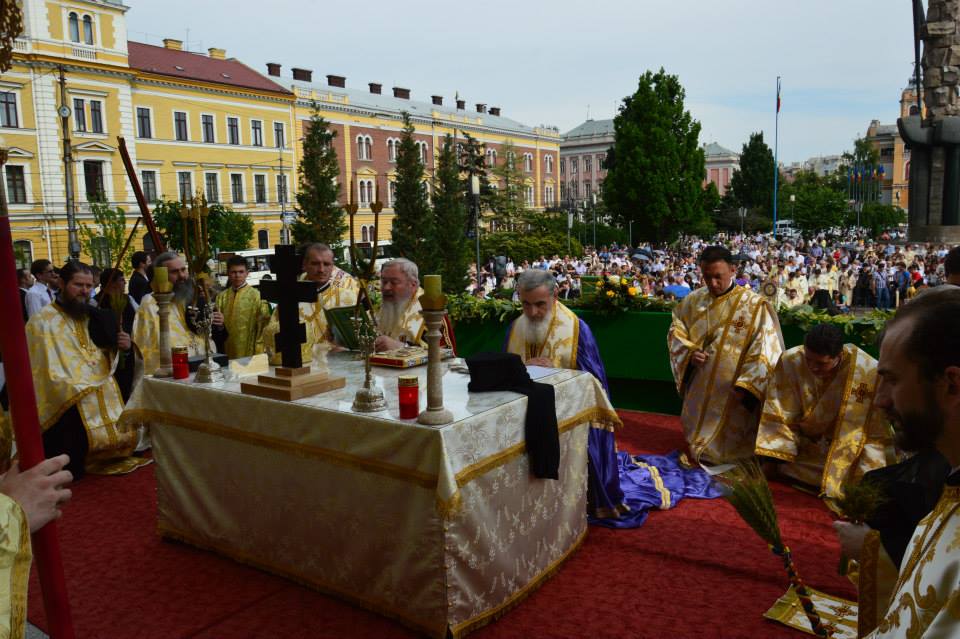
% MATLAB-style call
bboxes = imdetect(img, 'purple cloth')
[504,316,721,529]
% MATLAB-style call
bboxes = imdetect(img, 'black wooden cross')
[258,244,318,369]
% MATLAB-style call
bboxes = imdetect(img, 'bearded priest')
[669,246,784,464]
[132,251,220,375]
[374,258,453,352]
[26,261,150,477]
[262,243,359,364]
[505,269,719,527]
[756,323,894,507]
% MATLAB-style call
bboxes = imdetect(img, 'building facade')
[862,82,917,213]
[3,1,559,265]
[559,119,612,210]
[702,142,738,196]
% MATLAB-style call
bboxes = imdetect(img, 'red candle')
[172,346,190,379]
[398,375,420,419]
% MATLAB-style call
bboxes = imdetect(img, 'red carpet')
[28,412,856,638]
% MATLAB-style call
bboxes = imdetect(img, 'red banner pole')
[0,154,75,638]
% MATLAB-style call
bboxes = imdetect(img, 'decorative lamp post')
[471,175,481,282]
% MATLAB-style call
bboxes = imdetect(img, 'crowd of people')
[468,228,960,312]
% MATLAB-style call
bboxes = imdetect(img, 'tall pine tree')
[728,132,778,213]
[603,69,708,243]
[432,134,469,293]
[391,112,436,274]
[291,103,347,248]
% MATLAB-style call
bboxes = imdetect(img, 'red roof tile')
[127,41,291,96]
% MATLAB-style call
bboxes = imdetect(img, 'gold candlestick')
[417,294,453,426]
[154,291,174,378]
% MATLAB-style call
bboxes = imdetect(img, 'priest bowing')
[505,269,719,527]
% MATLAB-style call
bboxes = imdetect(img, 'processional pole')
[0,4,76,636]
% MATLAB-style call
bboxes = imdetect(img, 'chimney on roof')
[489,106,501,116]
[207,48,226,60]
[368,82,382,95]
[326,74,345,88]
[292,68,313,82]
[266,62,281,77]
[456,99,465,110]
[475,103,486,114]
[431,95,443,106]
[393,87,410,100]
[163,38,183,51]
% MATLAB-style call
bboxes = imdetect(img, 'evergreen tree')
[729,132,778,212]
[487,140,527,230]
[291,103,346,248]
[391,112,436,273]
[432,135,469,293]
[602,68,708,243]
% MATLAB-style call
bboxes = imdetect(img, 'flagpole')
[773,76,781,237]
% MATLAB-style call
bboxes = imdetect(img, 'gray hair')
[302,242,333,258]
[153,251,181,268]
[517,269,557,294]
[381,258,419,284]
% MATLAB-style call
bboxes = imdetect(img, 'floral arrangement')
[591,275,641,314]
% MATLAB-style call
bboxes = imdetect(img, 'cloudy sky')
[126,0,915,164]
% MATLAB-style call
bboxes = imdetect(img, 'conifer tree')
[291,103,347,247]
[432,134,469,293]
[391,112,436,274]
[487,140,528,230]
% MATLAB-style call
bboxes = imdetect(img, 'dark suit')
[128,271,150,305]
[18,287,28,323]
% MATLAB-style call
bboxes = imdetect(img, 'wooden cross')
[258,244,318,369]
[853,383,871,404]
[732,315,747,334]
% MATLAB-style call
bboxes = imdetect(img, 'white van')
[216,248,274,288]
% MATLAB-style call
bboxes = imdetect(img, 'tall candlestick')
[153,291,175,377]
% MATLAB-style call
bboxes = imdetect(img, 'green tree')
[841,136,883,205]
[391,112,436,273]
[152,199,253,253]
[856,202,907,236]
[602,68,708,243]
[487,140,528,230]
[729,132,778,212]
[432,134,470,294]
[79,195,126,268]
[291,103,347,248]
[779,171,847,232]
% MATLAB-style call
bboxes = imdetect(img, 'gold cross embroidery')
[854,383,871,404]
[732,315,747,334]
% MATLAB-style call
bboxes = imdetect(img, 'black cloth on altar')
[466,352,559,480]
[864,448,952,567]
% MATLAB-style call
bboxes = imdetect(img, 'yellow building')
[267,68,562,243]
[863,81,918,214]
[3,1,561,267]
[3,0,294,267]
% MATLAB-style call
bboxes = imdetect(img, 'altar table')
[122,354,620,638]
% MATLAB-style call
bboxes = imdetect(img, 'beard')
[172,278,195,306]
[515,308,554,350]
[378,298,406,337]
[888,387,945,453]
[58,294,90,320]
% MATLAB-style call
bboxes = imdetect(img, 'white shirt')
[24,282,54,318]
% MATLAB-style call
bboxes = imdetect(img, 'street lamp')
[471,175,481,281]
[591,192,597,249]
[738,207,747,235]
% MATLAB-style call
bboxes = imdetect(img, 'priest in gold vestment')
[668,246,784,463]
[132,252,219,375]
[756,323,893,505]
[262,243,359,364]
[27,261,150,477]
[375,259,426,351]
[215,255,269,358]
[839,289,960,638]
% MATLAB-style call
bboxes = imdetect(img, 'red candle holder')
[398,375,420,419]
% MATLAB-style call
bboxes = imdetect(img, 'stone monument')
[899,0,960,242]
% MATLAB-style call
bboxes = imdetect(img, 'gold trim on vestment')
[634,459,671,509]
[9,501,31,639]
[891,488,960,596]
[122,408,438,489]
[39,387,98,431]
[755,446,797,462]
[448,527,588,639]
[858,529,881,637]
[157,522,447,639]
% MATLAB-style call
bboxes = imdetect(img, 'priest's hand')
[832,521,870,562]
[211,310,224,327]
[526,357,554,367]
[691,350,709,368]
[0,455,73,533]
[375,335,405,352]
[117,330,131,351]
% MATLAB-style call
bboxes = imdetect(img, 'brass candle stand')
[181,192,220,383]
[153,291,174,378]
[350,313,387,412]
[417,294,453,426]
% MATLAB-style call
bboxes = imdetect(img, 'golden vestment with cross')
[756,344,895,504]
[668,285,784,463]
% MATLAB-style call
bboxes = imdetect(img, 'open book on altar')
[324,306,361,351]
